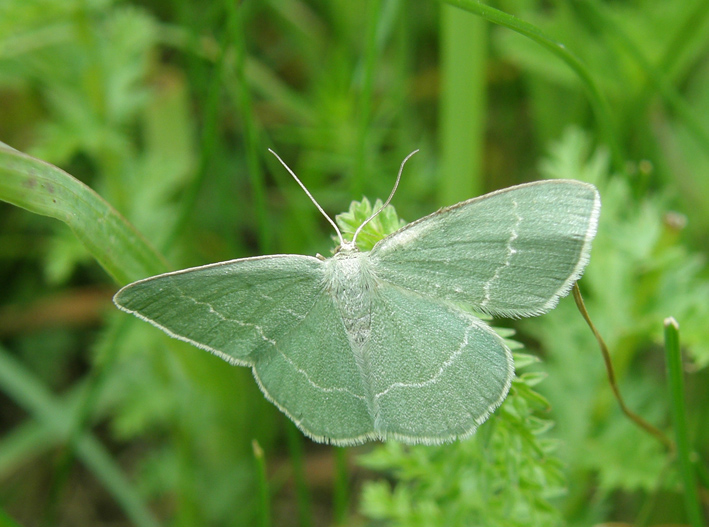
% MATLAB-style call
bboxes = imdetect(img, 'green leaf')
[0,143,168,284]
[334,196,406,251]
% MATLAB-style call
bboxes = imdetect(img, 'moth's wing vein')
[480,197,522,308]
[114,254,326,364]
[251,285,374,444]
[364,283,513,444]
[373,313,482,398]
[370,180,600,318]
[115,253,375,444]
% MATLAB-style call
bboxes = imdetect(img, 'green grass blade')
[664,318,705,527]
[352,0,384,196]
[655,0,709,87]
[252,440,271,527]
[285,422,312,527]
[0,345,161,527]
[0,508,25,527]
[45,317,132,526]
[162,17,226,253]
[0,143,168,284]
[438,4,487,204]
[333,447,349,524]
[227,0,271,252]
[579,0,709,156]
[439,0,624,171]
[0,420,55,477]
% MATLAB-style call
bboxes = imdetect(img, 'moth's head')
[316,240,360,261]
[334,240,360,255]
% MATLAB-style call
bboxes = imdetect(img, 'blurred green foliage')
[1,0,708,526]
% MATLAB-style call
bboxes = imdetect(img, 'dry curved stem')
[572,283,675,452]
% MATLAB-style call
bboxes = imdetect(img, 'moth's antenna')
[352,149,419,245]
[268,149,345,247]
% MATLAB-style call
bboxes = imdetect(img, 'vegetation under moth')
[114,152,600,445]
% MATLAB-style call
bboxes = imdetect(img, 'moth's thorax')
[324,248,378,347]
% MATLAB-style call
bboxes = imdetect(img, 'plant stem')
[572,284,673,451]
[333,447,349,524]
[664,318,705,527]
[252,440,271,527]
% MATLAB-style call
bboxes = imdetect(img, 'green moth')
[114,151,600,445]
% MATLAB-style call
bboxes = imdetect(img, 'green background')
[1,0,708,525]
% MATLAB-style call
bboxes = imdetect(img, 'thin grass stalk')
[353,0,383,197]
[655,0,709,86]
[252,440,271,527]
[573,285,673,450]
[626,0,709,123]
[664,318,705,527]
[165,3,229,253]
[227,0,271,252]
[285,423,313,527]
[333,447,349,524]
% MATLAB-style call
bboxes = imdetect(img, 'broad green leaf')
[0,142,167,284]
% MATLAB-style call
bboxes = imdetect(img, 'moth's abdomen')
[325,251,378,347]
[324,250,382,419]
